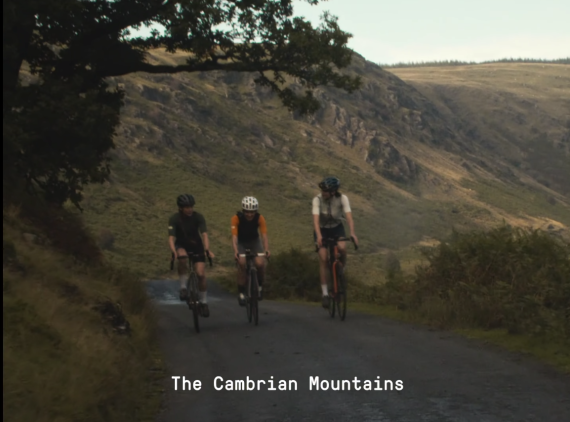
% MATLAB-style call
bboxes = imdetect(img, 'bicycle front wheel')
[189,273,200,333]
[328,264,336,319]
[250,271,259,326]
[246,271,252,323]
[335,264,347,321]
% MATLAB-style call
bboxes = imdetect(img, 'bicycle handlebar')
[169,251,213,269]
[315,236,359,252]
[238,252,267,258]
[235,251,270,267]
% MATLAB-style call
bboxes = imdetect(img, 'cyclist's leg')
[318,247,329,307]
[252,238,266,300]
[334,224,348,267]
[236,243,247,306]
[176,245,189,300]
[316,229,330,308]
[192,252,210,317]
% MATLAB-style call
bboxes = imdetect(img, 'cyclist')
[231,196,271,306]
[312,176,359,308]
[168,194,215,317]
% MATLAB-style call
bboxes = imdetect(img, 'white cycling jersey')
[312,194,351,229]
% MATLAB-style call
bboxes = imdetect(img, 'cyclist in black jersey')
[168,194,215,317]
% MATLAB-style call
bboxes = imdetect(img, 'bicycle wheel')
[335,264,347,321]
[328,264,336,318]
[250,271,259,326]
[189,273,200,333]
[246,270,252,323]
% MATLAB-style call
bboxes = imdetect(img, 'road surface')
[147,279,570,422]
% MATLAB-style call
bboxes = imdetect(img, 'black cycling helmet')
[318,176,340,192]
[176,194,195,208]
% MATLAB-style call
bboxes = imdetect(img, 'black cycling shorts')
[175,242,206,263]
[314,224,346,246]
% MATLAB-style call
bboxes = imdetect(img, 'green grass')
[3,200,162,422]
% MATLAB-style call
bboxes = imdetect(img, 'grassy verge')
[3,194,164,422]
[348,303,570,374]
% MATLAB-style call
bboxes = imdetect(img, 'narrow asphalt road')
[147,279,570,422]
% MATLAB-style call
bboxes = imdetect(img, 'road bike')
[317,236,358,321]
[171,252,213,333]
[238,249,268,326]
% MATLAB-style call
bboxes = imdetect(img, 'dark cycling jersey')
[168,212,207,249]
[231,212,267,243]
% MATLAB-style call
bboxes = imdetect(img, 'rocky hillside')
[389,63,570,196]
[76,50,570,279]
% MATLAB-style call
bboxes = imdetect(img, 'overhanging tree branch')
[4,0,363,208]
[98,60,280,77]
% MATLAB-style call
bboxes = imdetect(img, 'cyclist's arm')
[168,236,177,255]
[231,215,239,256]
[202,233,210,251]
[168,218,177,255]
[345,212,356,237]
[313,214,322,238]
[197,214,210,252]
[312,197,322,238]
[341,195,357,243]
[258,215,269,253]
[261,233,269,253]
[232,235,239,256]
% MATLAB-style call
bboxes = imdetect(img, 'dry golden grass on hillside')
[388,63,570,230]
[389,63,569,110]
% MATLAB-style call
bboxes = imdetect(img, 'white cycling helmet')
[242,196,259,211]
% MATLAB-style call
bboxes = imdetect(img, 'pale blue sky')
[130,0,569,65]
[292,0,570,64]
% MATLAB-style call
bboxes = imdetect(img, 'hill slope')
[388,63,570,196]
[3,191,160,422]
[75,52,570,279]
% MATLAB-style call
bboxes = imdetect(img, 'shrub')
[384,251,402,281]
[265,248,322,301]
[406,225,570,337]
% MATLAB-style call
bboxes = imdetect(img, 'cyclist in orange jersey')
[231,196,270,306]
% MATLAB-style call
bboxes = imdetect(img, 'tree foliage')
[3,0,361,207]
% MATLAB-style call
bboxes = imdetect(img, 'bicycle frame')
[170,251,212,333]
[318,236,356,285]
[317,236,357,320]
[186,256,200,308]
[238,250,267,325]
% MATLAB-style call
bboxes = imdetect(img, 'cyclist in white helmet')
[231,196,271,306]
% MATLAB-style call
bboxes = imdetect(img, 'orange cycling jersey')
[231,214,267,236]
